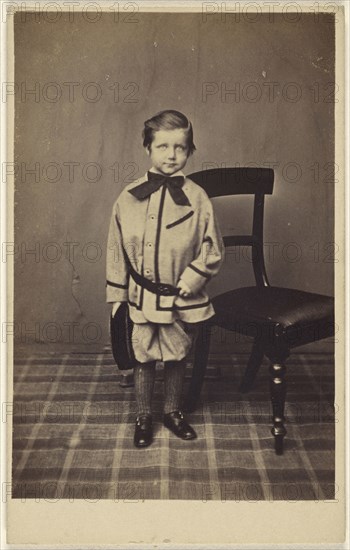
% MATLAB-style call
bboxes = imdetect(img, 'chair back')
[187,168,274,288]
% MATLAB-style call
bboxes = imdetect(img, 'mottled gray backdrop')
[13,11,335,348]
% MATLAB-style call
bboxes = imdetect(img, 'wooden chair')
[184,168,335,455]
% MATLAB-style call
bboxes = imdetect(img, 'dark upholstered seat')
[213,287,334,346]
[183,168,335,455]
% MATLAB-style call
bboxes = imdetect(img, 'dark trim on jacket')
[106,280,128,289]
[128,299,211,312]
[166,210,194,229]
[189,264,211,279]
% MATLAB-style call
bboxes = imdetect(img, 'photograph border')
[2,1,348,546]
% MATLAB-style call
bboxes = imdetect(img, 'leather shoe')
[134,414,153,448]
[164,410,197,440]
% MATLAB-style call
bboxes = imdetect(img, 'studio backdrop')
[13,11,335,349]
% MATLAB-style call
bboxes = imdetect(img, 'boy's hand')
[177,279,193,298]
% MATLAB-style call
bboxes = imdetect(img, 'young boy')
[106,110,224,447]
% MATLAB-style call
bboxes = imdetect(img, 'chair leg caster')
[271,424,286,455]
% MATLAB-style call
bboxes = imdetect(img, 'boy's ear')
[144,145,151,156]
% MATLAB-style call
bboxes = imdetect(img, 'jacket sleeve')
[180,197,224,295]
[106,201,129,303]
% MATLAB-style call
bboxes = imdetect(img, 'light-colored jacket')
[106,172,224,324]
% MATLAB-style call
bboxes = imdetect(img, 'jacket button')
[147,242,152,248]
[145,269,151,275]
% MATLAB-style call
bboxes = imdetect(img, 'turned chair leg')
[268,357,288,455]
[239,338,264,393]
[183,321,211,413]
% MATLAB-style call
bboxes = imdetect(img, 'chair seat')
[212,287,334,347]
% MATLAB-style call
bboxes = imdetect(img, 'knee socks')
[133,362,156,416]
[163,360,187,415]
[133,360,187,416]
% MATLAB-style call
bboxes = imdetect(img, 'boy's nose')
[168,148,176,159]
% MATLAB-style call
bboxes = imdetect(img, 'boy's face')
[147,129,189,176]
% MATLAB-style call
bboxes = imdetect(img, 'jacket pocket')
[166,210,194,229]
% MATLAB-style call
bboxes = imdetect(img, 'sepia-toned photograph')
[3,0,346,546]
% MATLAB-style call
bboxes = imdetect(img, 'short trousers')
[131,319,197,363]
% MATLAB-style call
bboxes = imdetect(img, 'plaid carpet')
[12,347,335,501]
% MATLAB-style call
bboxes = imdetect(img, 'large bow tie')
[128,171,191,206]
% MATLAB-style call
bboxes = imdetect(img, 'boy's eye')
[156,144,187,152]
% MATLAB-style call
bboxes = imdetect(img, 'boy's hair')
[142,110,196,156]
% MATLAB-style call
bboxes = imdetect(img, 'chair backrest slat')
[187,168,274,198]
